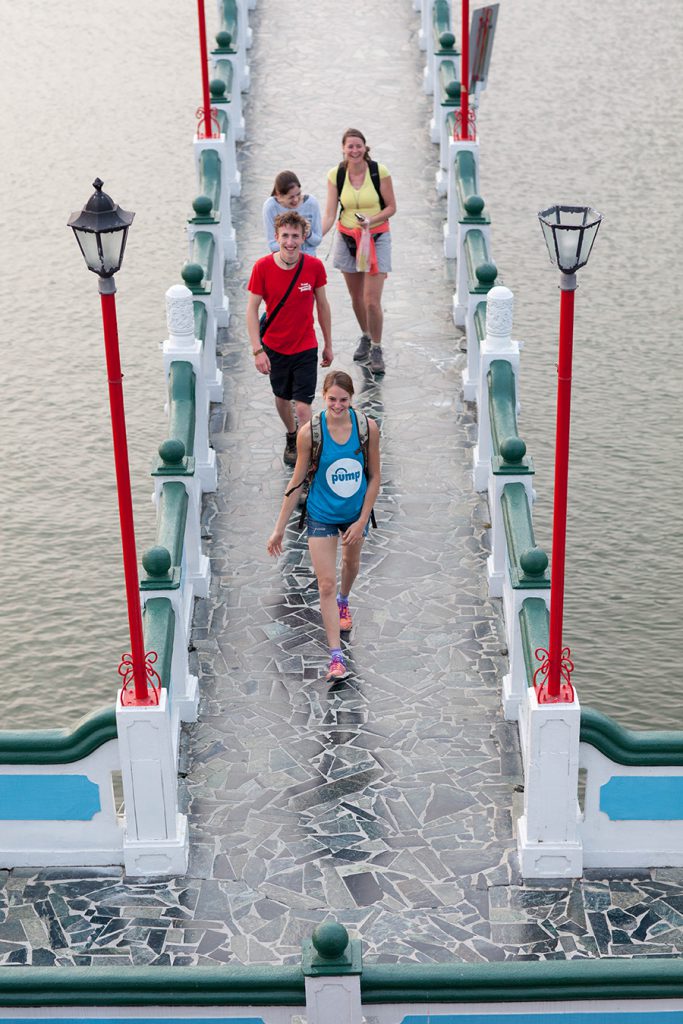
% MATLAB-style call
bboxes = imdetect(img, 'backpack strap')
[336,161,385,213]
[367,160,386,210]
[351,408,378,529]
[336,163,346,213]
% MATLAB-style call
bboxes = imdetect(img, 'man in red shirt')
[247,211,333,464]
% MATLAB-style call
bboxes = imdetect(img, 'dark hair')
[273,210,308,236]
[322,370,355,397]
[341,128,371,165]
[271,170,301,197]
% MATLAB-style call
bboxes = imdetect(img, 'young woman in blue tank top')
[267,370,381,684]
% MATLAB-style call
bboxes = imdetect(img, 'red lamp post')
[67,179,158,706]
[459,0,470,139]
[535,204,603,703]
[197,0,217,139]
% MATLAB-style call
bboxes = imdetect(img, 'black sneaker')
[370,344,386,374]
[353,334,372,361]
[283,430,297,465]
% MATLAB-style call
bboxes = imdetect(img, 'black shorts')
[263,343,318,404]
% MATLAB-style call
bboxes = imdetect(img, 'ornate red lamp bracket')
[453,105,477,141]
[533,646,575,704]
[119,651,161,706]
[196,106,220,139]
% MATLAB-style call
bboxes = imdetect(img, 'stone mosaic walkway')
[2,0,683,970]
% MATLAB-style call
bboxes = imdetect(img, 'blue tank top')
[306,411,367,524]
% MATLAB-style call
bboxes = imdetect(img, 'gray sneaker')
[369,344,386,375]
[353,333,372,361]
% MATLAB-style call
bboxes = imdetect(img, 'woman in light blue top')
[263,170,322,256]
[267,370,380,685]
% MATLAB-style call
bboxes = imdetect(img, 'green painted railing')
[519,597,549,687]
[197,148,221,216]
[168,361,196,456]
[0,706,117,766]
[360,956,683,1002]
[473,300,487,343]
[156,482,189,568]
[0,955,681,1006]
[194,300,207,343]
[191,231,215,289]
[212,58,235,101]
[218,0,238,47]
[142,598,175,692]
[580,705,683,767]
[500,482,549,589]
[432,0,456,52]
[0,965,305,1006]
[463,229,497,293]
[438,59,460,104]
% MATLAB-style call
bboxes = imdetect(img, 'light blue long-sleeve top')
[262,193,323,256]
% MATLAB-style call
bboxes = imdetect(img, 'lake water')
[1,0,681,730]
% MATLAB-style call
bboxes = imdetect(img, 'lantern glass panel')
[73,228,102,274]
[100,228,127,275]
[556,228,581,272]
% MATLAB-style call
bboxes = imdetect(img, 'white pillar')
[116,688,189,876]
[517,687,583,879]
[302,923,362,1024]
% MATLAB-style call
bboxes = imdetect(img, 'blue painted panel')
[0,775,101,821]
[600,776,683,821]
[401,1013,683,1024]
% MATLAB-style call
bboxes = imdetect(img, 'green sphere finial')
[445,80,461,99]
[215,30,232,48]
[500,436,526,464]
[476,261,498,284]
[143,546,172,578]
[159,439,186,465]
[210,77,227,98]
[464,194,485,217]
[520,547,549,578]
[181,262,204,285]
[193,195,213,217]
[440,31,455,49]
[311,922,349,960]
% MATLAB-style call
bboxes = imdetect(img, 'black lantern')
[67,179,135,278]
[538,204,602,276]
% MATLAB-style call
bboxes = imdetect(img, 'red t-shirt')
[248,254,327,355]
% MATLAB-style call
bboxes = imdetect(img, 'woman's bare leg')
[308,535,341,650]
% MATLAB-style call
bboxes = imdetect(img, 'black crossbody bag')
[259,255,305,339]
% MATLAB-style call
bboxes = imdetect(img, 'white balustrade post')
[418,0,434,49]
[517,687,583,879]
[500,558,549,723]
[303,924,362,1024]
[116,688,189,876]
[164,284,218,491]
[473,286,519,489]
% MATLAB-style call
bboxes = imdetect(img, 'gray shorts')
[333,230,392,274]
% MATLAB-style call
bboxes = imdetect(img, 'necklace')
[278,254,298,268]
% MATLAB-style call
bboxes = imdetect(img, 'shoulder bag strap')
[261,255,305,338]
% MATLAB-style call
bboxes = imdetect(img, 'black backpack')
[286,408,378,530]
[336,160,386,213]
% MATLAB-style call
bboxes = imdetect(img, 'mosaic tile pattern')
[2,0,683,970]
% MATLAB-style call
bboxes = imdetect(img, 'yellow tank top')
[328,163,391,230]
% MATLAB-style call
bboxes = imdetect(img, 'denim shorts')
[307,515,369,539]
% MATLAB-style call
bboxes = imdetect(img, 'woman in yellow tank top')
[322,128,397,375]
